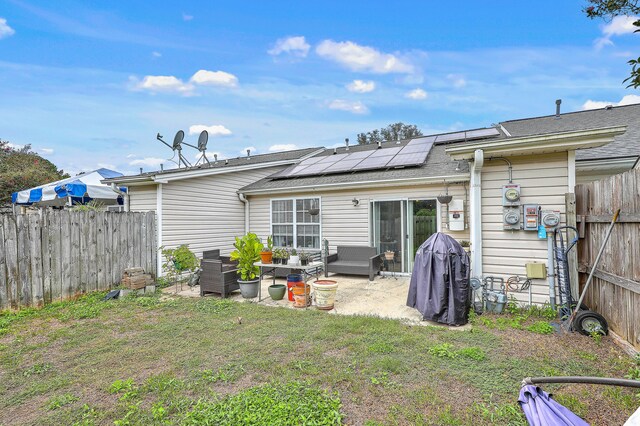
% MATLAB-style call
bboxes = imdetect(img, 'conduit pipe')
[469,149,484,279]
[238,192,250,234]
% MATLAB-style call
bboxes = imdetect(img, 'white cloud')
[269,144,298,152]
[603,15,638,37]
[0,18,15,39]
[136,75,193,94]
[190,70,238,87]
[595,15,639,49]
[346,79,375,93]
[241,146,257,155]
[39,148,54,154]
[316,40,414,74]
[447,74,466,88]
[405,88,428,100]
[182,13,193,21]
[129,157,165,168]
[152,51,162,58]
[327,99,369,114]
[268,36,310,57]
[188,124,232,136]
[582,94,640,110]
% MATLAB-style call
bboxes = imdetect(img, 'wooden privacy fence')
[0,211,156,310]
[574,167,640,350]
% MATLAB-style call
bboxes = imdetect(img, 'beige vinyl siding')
[128,185,157,212]
[161,166,284,258]
[247,182,470,254]
[480,153,568,305]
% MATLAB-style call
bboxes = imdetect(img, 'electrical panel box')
[503,207,520,230]
[541,210,561,228]
[448,199,465,231]
[502,184,521,206]
[523,204,540,231]
[526,262,547,279]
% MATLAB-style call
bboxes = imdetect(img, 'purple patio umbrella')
[518,385,589,426]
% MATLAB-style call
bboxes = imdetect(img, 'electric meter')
[501,184,521,206]
[541,210,561,228]
[503,208,520,230]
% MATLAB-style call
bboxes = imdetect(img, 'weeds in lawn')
[526,321,555,335]
[47,393,79,410]
[183,382,342,425]
[23,363,52,377]
[195,298,233,314]
[472,401,526,425]
[201,363,245,384]
[429,343,457,358]
[457,347,486,361]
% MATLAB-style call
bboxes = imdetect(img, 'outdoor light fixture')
[352,198,359,206]
[308,200,320,216]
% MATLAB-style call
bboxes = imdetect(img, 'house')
[103,103,637,306]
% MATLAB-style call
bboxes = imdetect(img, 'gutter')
[470,150,484,279]
[239,173,470,196]
[446,126,627,160]
[575,156,638,173]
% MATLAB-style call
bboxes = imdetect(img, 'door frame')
[370,198,408,273]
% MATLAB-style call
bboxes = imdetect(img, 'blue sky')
[0,0,638,175]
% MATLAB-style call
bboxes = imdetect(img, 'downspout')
[238,192,249,234]
[157,183,163,277]
[110,183,129,212]
[470,149,484,279]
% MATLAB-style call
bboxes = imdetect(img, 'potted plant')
[288,248,299,266]
[272,248,280,264]
[260,235,273,264]
[299,250,310,266]
[282,248,290,264]
[230,232,264,298]
[384,250,395,261]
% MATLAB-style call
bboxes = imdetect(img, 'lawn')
[0,291,638,425]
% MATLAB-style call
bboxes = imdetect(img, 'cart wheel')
[572,310,608,336]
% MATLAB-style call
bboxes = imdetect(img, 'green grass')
[0,290,637,425]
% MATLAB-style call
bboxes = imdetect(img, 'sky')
[0,0,639,176]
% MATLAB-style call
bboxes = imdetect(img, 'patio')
[164,274,471,328]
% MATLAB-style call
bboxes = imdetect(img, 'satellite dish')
[172,130,185,150]
[157,130,191,168]
[197,130,208,151]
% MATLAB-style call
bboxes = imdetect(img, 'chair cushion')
[328,260,368,268]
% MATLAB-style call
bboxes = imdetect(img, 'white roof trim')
[445,126,627,160]
[102,149,325,185]
[239,173,470,195]
[575,156,637,174]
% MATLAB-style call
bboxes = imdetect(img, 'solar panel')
[386,153,427,168]
[323,159,366,173]
[466,127,500,139]
[317,153,348,163]
[434,132,466,143]
[369,146,402,157]
[352,155,396,170]
[297,155,326,166]
[407,136,436,145]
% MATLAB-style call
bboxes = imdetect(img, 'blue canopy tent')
[12,168,126,207]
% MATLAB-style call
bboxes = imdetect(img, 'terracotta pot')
[260,251,273,264]
[291,283,311,308]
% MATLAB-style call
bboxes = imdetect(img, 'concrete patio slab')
[162,274,472,329]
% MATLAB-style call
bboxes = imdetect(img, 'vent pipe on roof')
[225,159,228,165]
[246,149,251,159]
[214,154,218,164]
[377,140,382,149]
[333,148,337,155]
[345,138,349,151]
[160,164,164,172]
[555,99,562,118]
[139,167,143,175]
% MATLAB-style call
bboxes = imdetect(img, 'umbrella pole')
[523,376,640,388]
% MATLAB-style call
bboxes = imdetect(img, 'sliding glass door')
[371,199,438,274]
[372,200,406,273]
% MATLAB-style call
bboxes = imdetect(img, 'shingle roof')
[500,103,640,161]
[103,147,322,182]
[239,142,470,192]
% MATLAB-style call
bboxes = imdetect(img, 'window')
[271,198,320,249]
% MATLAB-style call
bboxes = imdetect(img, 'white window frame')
[270,196,322,250]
